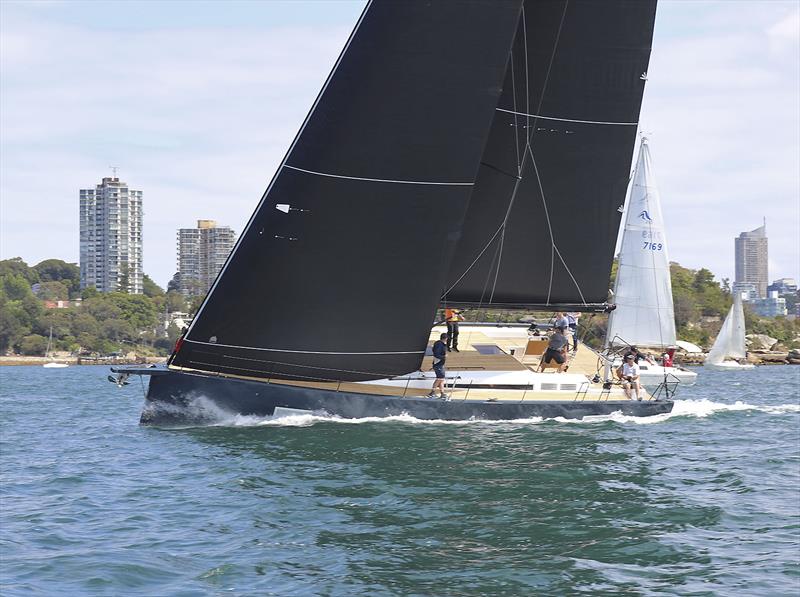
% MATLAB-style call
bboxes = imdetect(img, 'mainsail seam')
[184,339,423,356]
[283,165,474,186]
[496,107,639,126]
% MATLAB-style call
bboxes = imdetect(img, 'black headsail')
[442,0,657,312]
[171,1,524,382]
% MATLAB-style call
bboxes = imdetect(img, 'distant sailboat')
[705,294,754,371]
[605,136,696,387]
[43,326,68,368]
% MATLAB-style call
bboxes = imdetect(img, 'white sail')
[607,137,676,348]
[707,295,747,364]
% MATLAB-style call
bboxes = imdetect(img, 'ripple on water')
[0,364,798,595]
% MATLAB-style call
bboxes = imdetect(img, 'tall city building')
[734,220,768,299]
[79,176,143,294]
[177,220,237,296]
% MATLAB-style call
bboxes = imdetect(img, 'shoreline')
[0,356,165,367]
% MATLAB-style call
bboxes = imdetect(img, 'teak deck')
[172,326,651,402]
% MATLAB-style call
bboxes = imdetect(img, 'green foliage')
[37,280,70,301]
[18,334,47,355]
[143,274,164,298]
[0,258,176,357]
[0,258,39,284]
[118,264,131,294]
[167,272,180,293]
[33,259,80,298]
[1,273,34,301]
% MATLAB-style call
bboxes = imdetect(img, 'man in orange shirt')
[445,308,463,352]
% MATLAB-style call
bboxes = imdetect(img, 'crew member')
[566,312,581,352]
[622,345,653,365]
[445,308,463,352]
[538,327,570,373]
[428,333,449,399]
[616,354,642,400]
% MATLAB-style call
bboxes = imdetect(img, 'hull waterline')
[137,369,674,426]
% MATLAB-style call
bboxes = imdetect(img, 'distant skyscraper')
[177,220,236,296]
[734,221,768,299]
[79,176,143,294]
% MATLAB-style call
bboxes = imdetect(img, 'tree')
[0,305,24,353]
[37,280,70,301]
[118,264,131,294]
[18,334,47,355]
[165,291,186,313]
[143,274,164,298]
[0,258,38,284]
[167,272,181,293]
[33,259,80,297]
[1,273,34,301]
[81,286,99,300]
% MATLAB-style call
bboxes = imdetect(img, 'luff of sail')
[442,0,657,310]
[606,137,677,348]
[707,295,748,364]
[171,2,525,383]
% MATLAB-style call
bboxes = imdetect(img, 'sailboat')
[43,326,68,368]
[605,137,697,388]
[112,0,673,424]
[704,294,755,371]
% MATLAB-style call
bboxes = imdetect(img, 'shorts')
[433,362,446,379]
[543,348,565,364]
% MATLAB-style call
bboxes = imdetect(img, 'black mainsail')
[171,1,525,382]
[442,0,657,311]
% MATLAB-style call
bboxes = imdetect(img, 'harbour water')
[1,365,798,595]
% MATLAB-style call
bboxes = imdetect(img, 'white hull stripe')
[496,107,638,126]
[185,339,423,356]
[284,165,474,186]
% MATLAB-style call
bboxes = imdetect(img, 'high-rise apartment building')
[734,221,768,299]
[177,220,236,296]
[79,176,143,294]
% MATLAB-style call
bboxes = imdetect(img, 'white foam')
[153,395,798,428]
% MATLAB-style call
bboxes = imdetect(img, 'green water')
[1,365,798,595]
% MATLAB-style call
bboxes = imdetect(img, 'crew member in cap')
[616,353,642,400]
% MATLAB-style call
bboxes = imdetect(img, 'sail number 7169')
[643,242,663,251]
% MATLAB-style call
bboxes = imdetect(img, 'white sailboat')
[606,136,697,388]
[704,294,754,371]
[43,326,68,368]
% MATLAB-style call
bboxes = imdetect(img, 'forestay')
[606,137,677,348]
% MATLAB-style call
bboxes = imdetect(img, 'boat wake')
[151,395,799,429]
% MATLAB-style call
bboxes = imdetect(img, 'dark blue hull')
[137,369,674,425]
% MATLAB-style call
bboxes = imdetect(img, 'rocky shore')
[675,333,800,366]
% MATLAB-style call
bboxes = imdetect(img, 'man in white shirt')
[616,354,642,400]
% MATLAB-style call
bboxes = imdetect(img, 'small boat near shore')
[111,1,671,424]
[43,326,68,369]
[705,294,755,371]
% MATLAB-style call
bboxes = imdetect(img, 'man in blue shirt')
[428,333,449,399]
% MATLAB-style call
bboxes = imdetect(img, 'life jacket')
[445,309,460,322]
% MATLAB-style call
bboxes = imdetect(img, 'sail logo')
[638,210,653,222]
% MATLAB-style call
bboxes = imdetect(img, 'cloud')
[1,0,798,290]
[0,8,356,285]
[638,2,799,284]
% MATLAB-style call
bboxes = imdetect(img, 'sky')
[1,0,798,289]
